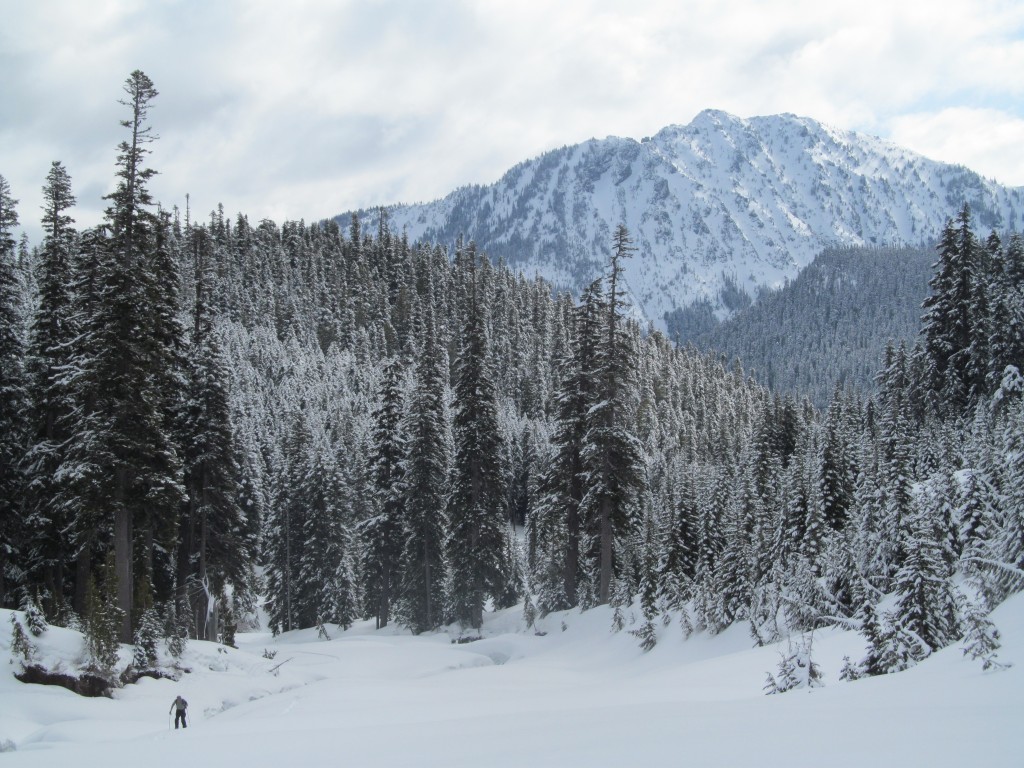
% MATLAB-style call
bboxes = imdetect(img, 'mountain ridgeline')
[337,110,1024,329]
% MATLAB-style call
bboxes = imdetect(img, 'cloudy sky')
[2,0,1023,242]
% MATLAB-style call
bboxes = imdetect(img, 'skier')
[170,694,188,729]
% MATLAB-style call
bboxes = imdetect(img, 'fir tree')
[764,634,823,693]
[132,606,161,670]
[84,553,124,676]
[21,592,48,637]
[362,357,407,629]
[838,655,863,682]
[445,252,512,629]
[921,205,984,414]
[58,226,112,618]
[631,522,660,651]
[0,174,27,608]
[397,297,449,633]
[892,491,959,655]
[530,282,603,611]
[142,212,188,604]
[960,599,1010,671]
[296,446,360,631]
[658,481,697,587]
[22,161,79,612]
[264,411,312,634]
[164,602,188,660]
[858,600,926,677]
[73,70,184,641]
[179,240,253,638]
[580,225,644,605]
[821,387,857,531]
[10,614,36,665]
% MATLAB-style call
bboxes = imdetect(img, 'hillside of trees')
[1,71,1022,686]
[687,245,936,408]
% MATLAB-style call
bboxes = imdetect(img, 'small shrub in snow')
[749,581,783,647]
[83,568,123,677]
[21,593,48,637]
[631,618,657,652]
[676,606,694,640]
[221,605,238,648]
[163,603,188,660]
[166,630,187,661]
[839,655,863,682]
[132,608,161,670]
[523,593,537,630]
[764,634,823,694]
[262,648,277,660]
[62,609,83,633]
[961,602,1011,672]
[316,617,331,641]
[85,617,121,676]
[10,614,36,664]
[609,579,631,632]
[610,605,625,633]
[858,604,926,677]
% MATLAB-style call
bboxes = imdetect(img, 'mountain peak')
[341,112,1024,329]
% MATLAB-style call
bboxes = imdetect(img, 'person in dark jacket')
[170,695,188,729]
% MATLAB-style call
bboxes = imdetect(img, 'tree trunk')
[564,499,579,605]
[113,495,132,642]
[599,499,613,605]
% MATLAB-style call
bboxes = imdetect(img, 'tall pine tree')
[22,162,79,612]
[445,250,513,629]
[0,174,27,607]
[581,225,644,605]
[398,295,449,633]
[362,356,407,629]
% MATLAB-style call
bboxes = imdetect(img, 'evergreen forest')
[1,70,1022,682]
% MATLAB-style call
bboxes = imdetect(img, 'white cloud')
[887,108,1024,188]
[1,0,1022,243]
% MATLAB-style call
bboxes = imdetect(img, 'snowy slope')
[2,594,1022,767]
[340,110,1024,327]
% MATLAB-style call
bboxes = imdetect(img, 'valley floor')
[2,595,1022,767]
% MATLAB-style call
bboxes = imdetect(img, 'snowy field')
[2,595,1022,768]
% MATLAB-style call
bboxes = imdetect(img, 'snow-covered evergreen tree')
[22,162,78,614]
[530,284,602,612]
[397,297,449,633]
[0,173,28,608]
[361,356,407,629]
[445,250,514,629]
[764,633,823,694]
[179,240,254,639]
[892,486,959,655]
[297,445,360,630]
[264,411,312,634]
[580,225,645,605]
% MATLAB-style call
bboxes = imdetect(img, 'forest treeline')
[0,71,1022,682]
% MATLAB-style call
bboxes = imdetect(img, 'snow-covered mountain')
[339,110,1024,328]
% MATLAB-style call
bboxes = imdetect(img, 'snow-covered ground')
[2,594,1022,767]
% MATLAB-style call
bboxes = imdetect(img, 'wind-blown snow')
[2,594,1022,767]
